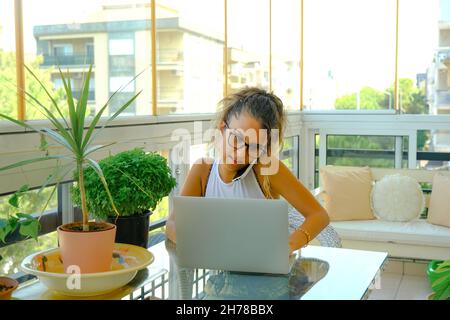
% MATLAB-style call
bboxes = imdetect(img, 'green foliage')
[428,260,450,300]
[0,50,66,120]
[335,78,428,114]
[336,86,387,110]
[0,186,41,243]
[72,148,177,219]
[0,64,142,231]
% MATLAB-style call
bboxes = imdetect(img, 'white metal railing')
[1,113,450,195]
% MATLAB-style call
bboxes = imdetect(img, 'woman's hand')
[288,229,308,255]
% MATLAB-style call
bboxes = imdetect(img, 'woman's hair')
[214,87,286,198]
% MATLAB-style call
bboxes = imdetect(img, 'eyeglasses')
[224,122,266,157]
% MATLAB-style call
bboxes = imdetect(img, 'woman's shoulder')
[190,157,215,178]
[192,157,215,168]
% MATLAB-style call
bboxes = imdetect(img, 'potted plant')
[72,148,176,248]
[0,65,141,273]
[427,259,450,300]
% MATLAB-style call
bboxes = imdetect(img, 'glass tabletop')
[12,240,387,300]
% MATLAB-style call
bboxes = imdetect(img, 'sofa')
[314,166,450,261]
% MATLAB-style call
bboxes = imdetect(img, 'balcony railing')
[41,54,94,67]
[156,49,183,64]
[2,113,450,282]
[158,87,183,100]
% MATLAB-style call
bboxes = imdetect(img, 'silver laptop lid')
[174,196,290,274]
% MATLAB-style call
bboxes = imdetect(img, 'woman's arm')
[268,160,330,253]
[165,159,210,243]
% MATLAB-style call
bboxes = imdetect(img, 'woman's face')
[219,112,268,171]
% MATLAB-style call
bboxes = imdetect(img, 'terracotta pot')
[57,222,116,274]
[0,277,19,300]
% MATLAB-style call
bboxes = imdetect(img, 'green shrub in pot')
[427,260,450,300]
[72,148,177,247]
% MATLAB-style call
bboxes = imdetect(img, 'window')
[326,135,401,168]
[280,136,299,177]
[109,39,134,56]
[109,76,135,93]
[0,1,17,120]
[398,0,441,115]
[0,232,58,277]
[151,150,171,223]
[313,133,410,187]
[0,186,58,276]
[23,0,152,119]
[228,0,270,94]
[303,0,396,111]
[156,0,224,115]
[52,44,73,56]
[418,129,450,170]
[272,0,301,111]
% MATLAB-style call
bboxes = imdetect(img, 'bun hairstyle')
[214,87,286,198]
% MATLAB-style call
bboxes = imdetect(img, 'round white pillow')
[371,174,424,222]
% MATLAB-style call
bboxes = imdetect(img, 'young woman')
[166,87,329,254]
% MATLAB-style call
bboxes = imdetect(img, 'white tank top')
[204,160,266,199]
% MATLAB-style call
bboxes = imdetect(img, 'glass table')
[12,240,387,300]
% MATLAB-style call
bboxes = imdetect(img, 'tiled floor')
[368,260,432,300]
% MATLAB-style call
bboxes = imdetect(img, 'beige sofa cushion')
[320,166,375,221]
[428,173,450,228]
[331,219,450,248]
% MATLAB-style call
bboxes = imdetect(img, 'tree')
[384,78,429,115]
[0,50,65,120]
[335,86,388,110]
[0,50,62,219]
[331,78,430,167]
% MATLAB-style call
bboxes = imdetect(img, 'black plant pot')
[106,210,152,248]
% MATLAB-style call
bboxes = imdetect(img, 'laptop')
[173,196,295,274]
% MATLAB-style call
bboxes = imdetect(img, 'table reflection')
[164,240,329,300]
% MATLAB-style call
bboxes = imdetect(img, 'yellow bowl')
[20,243,154,296]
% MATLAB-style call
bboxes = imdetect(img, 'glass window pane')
[0,186,58,276]
[280,136,299,177]
[326,135,397,168]
[422,0,450,115]
[228,0,269,94]
[151,149,171,222]
[398,0,439,115]
[0,1,17,120]
[23,0,152,119]
[418,129,450,170]
[156,0,224,115]
[304,0,396,111]
[0,186,57,220]
[272,0,301,111]
[0,232,58,276]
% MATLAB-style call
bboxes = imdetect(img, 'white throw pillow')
[371,174,424,222]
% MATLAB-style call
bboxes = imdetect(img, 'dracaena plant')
[0,65,142,232]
